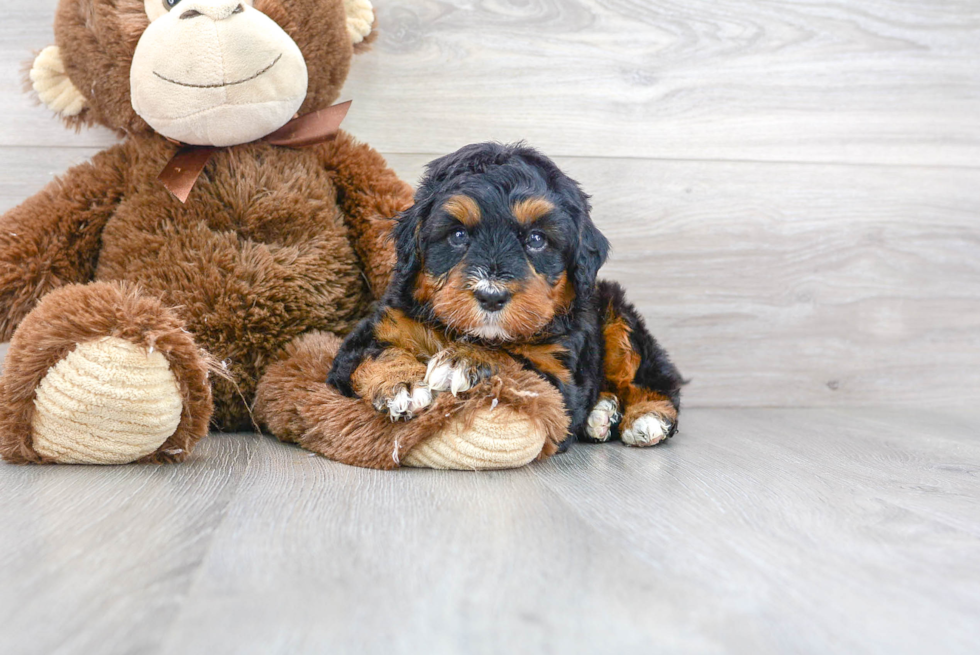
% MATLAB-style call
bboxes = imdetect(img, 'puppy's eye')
[526,230,548,252]
[448,228,470,249]
[163,0,182,9]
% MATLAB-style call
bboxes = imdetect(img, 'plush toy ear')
[29,46,88,118]
[345,0,375,46]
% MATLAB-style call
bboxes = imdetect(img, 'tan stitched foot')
[31,337,184,464]
[402,405,547,470]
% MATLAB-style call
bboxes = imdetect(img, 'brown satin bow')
[158,100,352,203]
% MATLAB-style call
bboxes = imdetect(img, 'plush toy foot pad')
[402,405,547,470]
[32,337,183,464]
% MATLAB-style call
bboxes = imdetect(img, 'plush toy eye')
[163,0,182,9]
[448,228,470,249]
[526,230,548,252]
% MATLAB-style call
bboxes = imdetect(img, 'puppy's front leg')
[352,348,433,421]
[331,321,510,423]
[328,309,440,421]
[423,346,498,396]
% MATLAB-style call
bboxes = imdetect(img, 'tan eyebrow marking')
[512,197,555,225]
[442,195,482,227]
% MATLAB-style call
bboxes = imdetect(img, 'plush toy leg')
[255,332,570,470]
[0,282,213,465]
[398,404,553,470]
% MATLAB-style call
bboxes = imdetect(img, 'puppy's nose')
[474,288,511,312]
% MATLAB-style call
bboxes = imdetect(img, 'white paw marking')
[388,387,412,418]
[411,385,433,412]
[376,383,432,421]
[621,413,673,447]
[585,397,621,442]
[424,351,484,396]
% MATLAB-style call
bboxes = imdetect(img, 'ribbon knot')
[158,100,352,203]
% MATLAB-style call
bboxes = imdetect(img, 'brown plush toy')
[0,0,563,470]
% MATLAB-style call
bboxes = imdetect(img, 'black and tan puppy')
[328,143,683,449]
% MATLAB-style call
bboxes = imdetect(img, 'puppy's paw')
[621,412,674,447]
[373,382,433,421]
[584,394,621,443]
[424,350,493,396]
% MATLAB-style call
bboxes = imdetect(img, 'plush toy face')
[30,0,375,144]
[131,0,309,146]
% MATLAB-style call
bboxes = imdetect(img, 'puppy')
[328,143,683,449]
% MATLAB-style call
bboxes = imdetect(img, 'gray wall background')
[2,0,978,408]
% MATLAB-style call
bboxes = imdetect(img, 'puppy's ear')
[545,160,609,305]
[571,209,611,305]
[390,201,426,293]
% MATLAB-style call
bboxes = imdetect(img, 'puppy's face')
[393,144,610,343]
[411,184,577,341]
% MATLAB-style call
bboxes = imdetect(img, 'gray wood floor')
[1,408,978,655]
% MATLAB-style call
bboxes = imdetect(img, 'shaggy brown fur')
[603,317,643,391]
[0,282,212,464]
[0,0,412,463]
[254,332,568,469]
[313,135,406,298]
[0,145,129,341]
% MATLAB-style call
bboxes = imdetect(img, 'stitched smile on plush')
[153,53,283,89]
[131,0,310,147]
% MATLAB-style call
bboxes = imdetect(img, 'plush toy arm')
[257,331,570,471]
[0,145,130,340]
[314,132,415,298]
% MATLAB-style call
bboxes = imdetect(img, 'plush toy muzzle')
[130,0,310,147]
